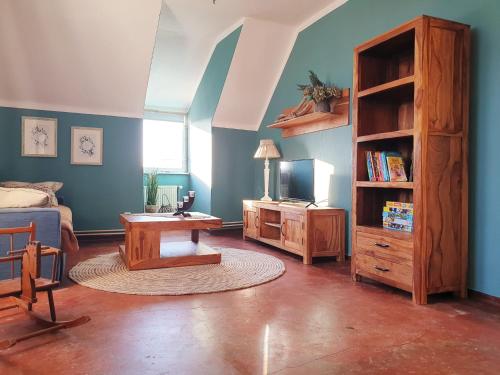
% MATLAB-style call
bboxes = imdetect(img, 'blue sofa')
[0,208,64,280]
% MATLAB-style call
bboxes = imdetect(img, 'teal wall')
[256,0,500,297]
[188,26,242,215]
[0,107,143,231]
[212,127,256,222]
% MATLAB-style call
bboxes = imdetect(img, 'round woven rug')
[68,248,285,295]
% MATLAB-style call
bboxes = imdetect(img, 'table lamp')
[254,139,281,201]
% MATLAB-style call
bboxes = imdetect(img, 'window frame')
[142,112,188,174]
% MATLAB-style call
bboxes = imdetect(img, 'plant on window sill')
[145,170,159,213]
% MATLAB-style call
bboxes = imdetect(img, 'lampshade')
[254,139,281,159]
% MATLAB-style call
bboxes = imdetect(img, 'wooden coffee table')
[119,213,222,270]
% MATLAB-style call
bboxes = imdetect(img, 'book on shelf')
[366,152,374,181]
[386,201,413,210]
[382,201,413,232]
[365,151,408,182]
[386,154,407,182]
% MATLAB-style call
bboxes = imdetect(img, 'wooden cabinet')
[243,200,345,264]
[351,16,470,304]
[242,204,259,240]
[281,212,305,254]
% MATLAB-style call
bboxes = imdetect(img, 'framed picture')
[71,127,103,165]
[21,116,58,157]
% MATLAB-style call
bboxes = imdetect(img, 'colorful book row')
[382,201,413,232]
[366,151,407,182]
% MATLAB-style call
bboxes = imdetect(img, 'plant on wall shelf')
[145,170,159,213]
[297,70,342,112]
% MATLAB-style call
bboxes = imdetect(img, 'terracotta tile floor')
[0,230,499,374]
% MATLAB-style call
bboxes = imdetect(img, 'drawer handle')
[374,265,390,272]
[255,216,259,228]
[374,242,389,248]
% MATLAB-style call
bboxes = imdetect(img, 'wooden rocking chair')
[0,224,89,349]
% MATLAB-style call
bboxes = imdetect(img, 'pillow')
[0,181,63,206]
[0,181,63,192]
[0,187,51,208]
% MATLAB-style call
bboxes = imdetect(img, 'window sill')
[144,169,190,175]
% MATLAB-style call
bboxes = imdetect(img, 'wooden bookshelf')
[351,15,470,304]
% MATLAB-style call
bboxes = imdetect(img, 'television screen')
[280,159,314,202]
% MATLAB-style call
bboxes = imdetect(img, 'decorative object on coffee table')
[174,190,195,217]
[145,171,158,213]
[254,139,281,201]
[119,212,222,270]
[21,116,58,157]
[71,127,103,165]
[158,193,175,213]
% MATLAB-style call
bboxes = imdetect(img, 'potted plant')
[145,171,159,213]
[298,70,342,113]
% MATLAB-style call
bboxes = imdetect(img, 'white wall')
[0,0,162,118]
[212,18,296,131]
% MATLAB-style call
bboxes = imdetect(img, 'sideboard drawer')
[355,253,413,291]
[356,231,413,266]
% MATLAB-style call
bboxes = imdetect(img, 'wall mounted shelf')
[267,88,350,138]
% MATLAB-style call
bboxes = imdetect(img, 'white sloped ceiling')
[0,0,162,118]
[212,18,296,131]
[146,0,348,120]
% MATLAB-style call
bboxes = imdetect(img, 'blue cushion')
[0,208,62,280]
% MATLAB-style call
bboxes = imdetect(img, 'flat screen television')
[279,159,315,203]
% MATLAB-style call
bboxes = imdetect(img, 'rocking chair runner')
[0,224,89,349]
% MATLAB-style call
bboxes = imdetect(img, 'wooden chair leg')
[0,315,90,350]
[47,290,56,322]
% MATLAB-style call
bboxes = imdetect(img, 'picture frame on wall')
[71,127,103,165]
[21,116,58,157]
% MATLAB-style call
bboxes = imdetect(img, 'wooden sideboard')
[243,200,345,264]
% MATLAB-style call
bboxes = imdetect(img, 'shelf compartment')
[357,83,414,137]
[358,29,415,91]
[356,181,414,189]
[356,137,413,182]
[358,76,414,98]
[357,129,413,143]
[259,209,281,242]
[355,187,413,230]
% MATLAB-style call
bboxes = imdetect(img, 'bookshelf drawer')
[356,253,413,291]
[356,231,413,265]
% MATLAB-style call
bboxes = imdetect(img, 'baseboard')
[75,229,124,237]
[219,221,243,229]
[468,289,500,307]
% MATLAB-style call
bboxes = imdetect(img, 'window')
[143,116,187,173]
